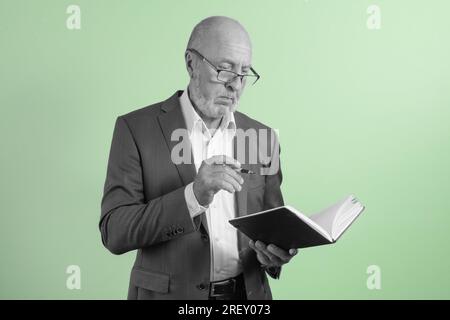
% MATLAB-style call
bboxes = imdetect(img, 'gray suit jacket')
[100,91,284,300]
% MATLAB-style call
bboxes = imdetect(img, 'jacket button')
[196,283,207,291]
[201,234,209,242]
[176,227,184,234]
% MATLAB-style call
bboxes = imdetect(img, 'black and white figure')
[100,16,298,300]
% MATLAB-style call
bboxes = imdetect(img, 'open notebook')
[229,194,365,250]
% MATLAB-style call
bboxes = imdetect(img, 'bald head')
[187,16,252,57]
[184,16,254,127]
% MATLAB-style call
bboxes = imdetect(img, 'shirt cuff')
[184,182,208,219]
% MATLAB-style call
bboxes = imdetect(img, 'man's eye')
[219,65,232,70]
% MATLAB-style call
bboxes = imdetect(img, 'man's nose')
[225,76,243,92]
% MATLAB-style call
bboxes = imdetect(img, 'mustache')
[217,95,237,101]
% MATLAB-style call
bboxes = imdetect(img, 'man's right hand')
[193,155,245,207]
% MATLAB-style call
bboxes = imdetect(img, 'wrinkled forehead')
[200,30,253,66]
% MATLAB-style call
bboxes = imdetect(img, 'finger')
[267,244,292,262]
[250,241,277,266]
[222,165,244,185]
[222,171,243,191]
[203,155,221,166]
[255,241,282,264]
[218,172,242,192]
[249,240,257,251]
[249,240,266,256]
[250,241,266,259]
[205,155,241,169]
[256,252,272,266]
[255,240,268,254]
[216,180,235,194]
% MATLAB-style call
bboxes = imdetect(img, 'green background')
[1,0,449,299]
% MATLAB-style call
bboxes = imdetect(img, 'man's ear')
[185,51,195,78]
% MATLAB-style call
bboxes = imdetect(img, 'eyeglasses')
[187,48,260,85]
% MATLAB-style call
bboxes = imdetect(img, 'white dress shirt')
[180,89,242,282]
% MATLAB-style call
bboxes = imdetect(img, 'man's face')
[188,38,252,120]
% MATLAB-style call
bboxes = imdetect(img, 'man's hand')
[193,155,244,207]
[249,240,298,268]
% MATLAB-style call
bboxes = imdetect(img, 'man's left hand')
[249,240,298,268]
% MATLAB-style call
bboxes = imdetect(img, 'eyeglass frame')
[186,48,260,85]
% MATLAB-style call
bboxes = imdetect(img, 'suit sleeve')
[99,116,201,255]
[262,131,284,279]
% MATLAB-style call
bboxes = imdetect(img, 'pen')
[220,163,256,174]
[236,168,256,174]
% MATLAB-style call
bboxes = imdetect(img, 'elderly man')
[100,16,297,300]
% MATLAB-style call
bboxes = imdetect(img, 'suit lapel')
[157,91,196,186]
[157,91,209,235]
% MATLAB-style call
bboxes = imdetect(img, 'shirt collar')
[179,88,236,137]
